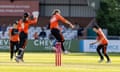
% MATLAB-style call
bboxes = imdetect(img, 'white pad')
[32,11,39,18]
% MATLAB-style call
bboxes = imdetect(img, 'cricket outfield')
[0,52,120,72]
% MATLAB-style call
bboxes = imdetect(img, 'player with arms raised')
[50,9,74,54]
[15,12,39,62]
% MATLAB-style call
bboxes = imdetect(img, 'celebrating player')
[15,12,39,62]
[90,25,111,63]
[50,9,74,54]
[9,21,19,60]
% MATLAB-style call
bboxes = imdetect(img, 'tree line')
[96,0,120,36]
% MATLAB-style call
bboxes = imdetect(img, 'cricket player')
[90,25,111,63]
[9,22,19,60]
[50,9,74,54]
[15,12,39,62]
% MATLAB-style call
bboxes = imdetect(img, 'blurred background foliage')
[96,0,120,35]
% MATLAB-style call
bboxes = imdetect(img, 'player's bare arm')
[90,41,98,45]
[65,20,74,29]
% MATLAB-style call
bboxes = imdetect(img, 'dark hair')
[24,12,30,18]
[13,21,18,25]
[93,25,99,29]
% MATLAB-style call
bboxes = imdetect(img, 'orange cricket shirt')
[97,28,108,45]
[50,13,67,29]
[18,18,37,34]
[9,29,19,42]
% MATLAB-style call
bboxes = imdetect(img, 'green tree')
[96,0,120,35]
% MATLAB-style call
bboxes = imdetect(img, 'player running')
[9,22,19,60]
[15,12,39,62]
[50,9,74,54]
[90,25,111,63]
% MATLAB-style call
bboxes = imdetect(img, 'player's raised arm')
[53,9,74,29]
[65,20,74,29]
[29,11,39,24]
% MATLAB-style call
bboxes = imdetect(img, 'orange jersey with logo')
[9,29,19,42]
[50,13,67,29]
[18,18,37,34]
[97,28,108,44]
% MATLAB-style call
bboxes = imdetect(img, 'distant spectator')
[47,23,50,29]
[75,22,80,29]
[33,32,39,40]
[77,27,84,38]
[49,33,55,40]
[0,25,2,31]
[1,24,6,32]
[2,31,5,37]
[7,24,12,31]
[59,24,66,33]
[0,24,6,39]
[39,27,46,39]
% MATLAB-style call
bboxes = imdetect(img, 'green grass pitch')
[0,52,120,72]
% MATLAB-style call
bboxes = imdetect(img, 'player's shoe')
[98,59,104,63]
[10,58,13,61]
[15,57,20,63]
[19,58,24,63]
[106,60,111,63]
[63,50,70,54]
[15,57,24,63]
